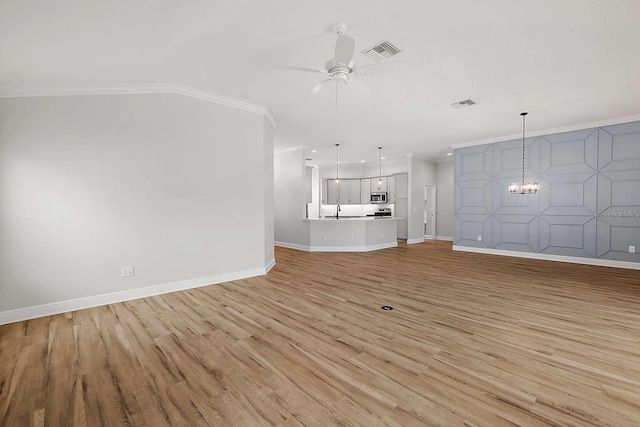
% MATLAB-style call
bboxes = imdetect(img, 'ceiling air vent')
[361,40,402,62]
[451,99,476,109]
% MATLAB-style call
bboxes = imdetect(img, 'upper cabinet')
[320,173,407,205]
[395,173,408,199]
[360,179,371,203]
[371,177,387,193]
[326,179,339,204]
[346,179,361,204]
[325,179,361,204]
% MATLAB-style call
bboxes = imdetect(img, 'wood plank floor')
[2,241,640,426]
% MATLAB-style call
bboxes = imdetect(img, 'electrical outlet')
[630,246,636,254]
[121,266,134,278]
[477,235,482,241]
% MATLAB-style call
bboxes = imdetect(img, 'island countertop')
[304,216,398,221]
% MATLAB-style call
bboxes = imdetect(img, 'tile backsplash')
[319,203,394,217]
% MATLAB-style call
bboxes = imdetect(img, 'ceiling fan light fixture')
[282,23,406,106]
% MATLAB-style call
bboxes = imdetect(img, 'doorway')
[424,185,436,239]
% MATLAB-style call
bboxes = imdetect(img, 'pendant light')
[335,143,340,183]
[509,112,539,194]
[378,146,383,185]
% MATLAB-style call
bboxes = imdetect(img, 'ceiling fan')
[282,22,408,106]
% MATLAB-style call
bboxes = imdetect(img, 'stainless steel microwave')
[370,192,387,203]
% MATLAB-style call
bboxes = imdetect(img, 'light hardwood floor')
[1,241,640,426]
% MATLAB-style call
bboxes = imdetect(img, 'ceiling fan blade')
[324,58,336,70]
[280,65,327,74]
[354,61,408,76]
[334,34,355,65]
[309,79,333,95]
[345,78,371,98]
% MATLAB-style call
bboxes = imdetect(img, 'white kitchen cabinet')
[338,179,361,204]
[347,179,361,204]
[322,175,404,205]
[371,177,387,193]
[360,179,371,203]
[325,179,360,204]
[321,179,327,204]
[326,179,340,204]
[395,173,408,199]
[339,182,350,204]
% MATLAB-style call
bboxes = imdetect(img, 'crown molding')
[0,83,277,129]
[451,113,640,150]
[276,145,305,153]
[407,153,437,162]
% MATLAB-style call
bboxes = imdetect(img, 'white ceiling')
[2,0,640,166]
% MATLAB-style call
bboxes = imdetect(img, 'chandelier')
[509,112,539,194]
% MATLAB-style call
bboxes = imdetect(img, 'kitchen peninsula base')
[304,217,397,252]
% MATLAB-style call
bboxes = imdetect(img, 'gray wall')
[436,161,454,239]
[454,120,640,263]
[0,93,274,314]
[274,148,310,247]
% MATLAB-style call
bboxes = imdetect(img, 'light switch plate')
[477,235,482,241]
[630,246,636,253]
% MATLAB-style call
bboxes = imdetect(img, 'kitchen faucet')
[336,204,341,219]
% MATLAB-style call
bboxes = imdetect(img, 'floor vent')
[361,40,402,62]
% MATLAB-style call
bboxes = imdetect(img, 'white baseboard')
[407,237,425,244]
[265,258,276,273]
[452,245,640,270]
[310,242,398,252]
[423,235,453,242]
[0,263,273,325]
[275,241,311,251]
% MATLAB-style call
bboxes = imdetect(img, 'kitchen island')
[302,217,397,252]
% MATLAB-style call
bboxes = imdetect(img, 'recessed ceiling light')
[360,160,365,163]
[446,152,453,156]
[381,157,386,160]
[311,150,317,153]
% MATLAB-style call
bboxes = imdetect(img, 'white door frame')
[424,184,436,239]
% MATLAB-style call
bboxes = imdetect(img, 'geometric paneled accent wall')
[454,120,640,263]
